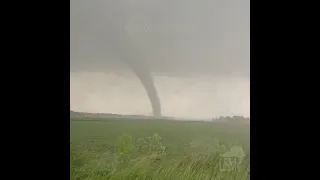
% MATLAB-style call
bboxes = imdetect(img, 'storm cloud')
[70,0,250,119]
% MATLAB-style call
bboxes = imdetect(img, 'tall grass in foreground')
[71,133,250,180]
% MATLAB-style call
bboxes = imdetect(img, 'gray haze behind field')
[70,0,250,119]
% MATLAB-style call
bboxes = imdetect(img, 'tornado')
[107,30,162,117]
[100,1,161,117]
[123,59,162,118]
[71,0,162,117]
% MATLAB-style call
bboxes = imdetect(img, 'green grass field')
[70,118,250,180]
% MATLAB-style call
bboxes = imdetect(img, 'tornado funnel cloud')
[124,60,162,117]
[110,37,162,117]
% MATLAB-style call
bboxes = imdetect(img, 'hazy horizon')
[70,71,249,119]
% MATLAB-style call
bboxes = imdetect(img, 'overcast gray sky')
[70,0,250,119]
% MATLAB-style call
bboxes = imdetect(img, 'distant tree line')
[212,116,250,122]
[70,110,121,117]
